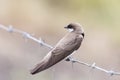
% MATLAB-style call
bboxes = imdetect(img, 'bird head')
[64,23,84,38]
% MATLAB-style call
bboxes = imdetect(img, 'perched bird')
[30,23,84,75]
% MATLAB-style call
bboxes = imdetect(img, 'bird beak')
[64,26,68,29]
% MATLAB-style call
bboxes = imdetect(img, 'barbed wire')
[0,24,120,76]
[65,57,120,76]
[0,24,53,49]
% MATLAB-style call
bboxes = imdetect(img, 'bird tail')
[30,50,69,75]
[30,52,53,75]
[30,60,46,75]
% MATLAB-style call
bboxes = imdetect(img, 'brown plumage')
[30,23,84,75]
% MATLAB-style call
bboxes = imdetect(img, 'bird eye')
[81,33,84,38]
[67,25,73,28]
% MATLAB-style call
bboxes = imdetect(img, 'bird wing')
[30,33,83,74]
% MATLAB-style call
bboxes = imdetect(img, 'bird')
[30,23,84,75]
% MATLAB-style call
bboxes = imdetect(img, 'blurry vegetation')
[46,0,120,28]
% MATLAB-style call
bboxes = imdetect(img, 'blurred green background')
[0,0,120,80]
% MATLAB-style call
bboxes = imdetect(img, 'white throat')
[68,28,74,32]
